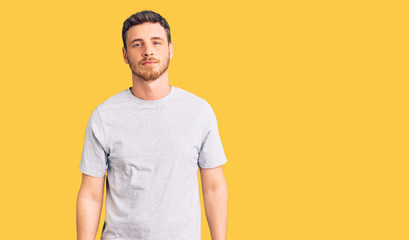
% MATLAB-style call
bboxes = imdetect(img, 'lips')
[142,61,158,65]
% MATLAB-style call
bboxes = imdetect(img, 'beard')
[128,53,170,81]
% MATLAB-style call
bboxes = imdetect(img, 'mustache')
[140,58,160,64]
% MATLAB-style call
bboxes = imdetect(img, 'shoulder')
[88,88,130,118]
[173,86,211,113]
[80,89,130,125]
[98,89,129,109]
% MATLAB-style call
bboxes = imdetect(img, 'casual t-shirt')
[79,85,228,240]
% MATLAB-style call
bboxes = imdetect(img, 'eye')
[133,43,141,47]
[154,41,161,45]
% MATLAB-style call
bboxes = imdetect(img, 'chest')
[104,108,204,165]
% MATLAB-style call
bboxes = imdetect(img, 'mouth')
[142,61,158,65]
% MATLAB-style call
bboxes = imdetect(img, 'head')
[122,10,173,81]
[122,10,171,50]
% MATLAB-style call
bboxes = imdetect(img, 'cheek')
[127,51,139,59]
[129,56,140,65]
[160,52,170,61]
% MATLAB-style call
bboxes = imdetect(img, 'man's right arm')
[76,173,105,240]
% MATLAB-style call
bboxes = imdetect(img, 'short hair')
[122,10,171,50]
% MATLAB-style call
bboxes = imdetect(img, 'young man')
[76,10,228,240]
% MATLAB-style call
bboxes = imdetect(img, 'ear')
[122,47,129,64]
[169,42,173,59]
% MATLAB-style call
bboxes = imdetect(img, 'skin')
[200,165,229,240]
[76,174,105,240]
[76,22,228,240]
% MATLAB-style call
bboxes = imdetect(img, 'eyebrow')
[129,36,165,44]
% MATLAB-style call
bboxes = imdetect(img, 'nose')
[142,44,154,57]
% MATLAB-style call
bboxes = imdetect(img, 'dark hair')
[122,10,171,50]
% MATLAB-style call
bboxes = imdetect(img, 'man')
[76,10,228,240]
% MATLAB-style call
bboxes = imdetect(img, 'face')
[122,22,173,81]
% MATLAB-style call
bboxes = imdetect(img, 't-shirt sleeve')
[197,100,228,169]
[79,107,109,177]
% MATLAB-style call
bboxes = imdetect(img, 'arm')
[200,165,228,240]
[76,173,105,240]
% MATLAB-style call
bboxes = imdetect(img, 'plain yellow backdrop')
[0,0,408,239]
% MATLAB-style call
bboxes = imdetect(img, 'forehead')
[126,22,167,42]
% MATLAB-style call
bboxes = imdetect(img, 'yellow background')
[1,0,408,239]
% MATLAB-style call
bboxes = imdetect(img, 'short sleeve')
[79,107,109,177]
[197,100,228,169]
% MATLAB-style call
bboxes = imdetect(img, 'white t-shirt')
[79,85,228,240]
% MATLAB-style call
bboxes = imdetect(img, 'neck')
[130,72,171,101]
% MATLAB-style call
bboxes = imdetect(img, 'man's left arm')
[200,165,228,240]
